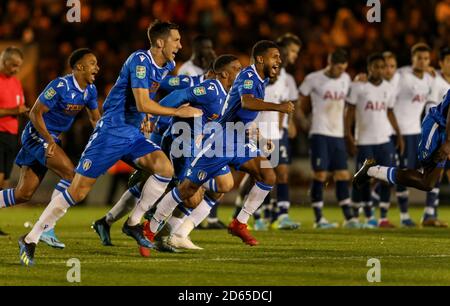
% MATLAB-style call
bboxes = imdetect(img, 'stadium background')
[1,0,450,205]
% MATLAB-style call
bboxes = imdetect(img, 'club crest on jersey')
[136,65,146,79]
[197,170,208,181]
[193,86,206,96]
[243,80,253,89]
[169,77,180,86]
[82,159,92,171]
[44,87,57,100]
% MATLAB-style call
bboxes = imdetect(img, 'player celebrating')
[1,48,100,249]
[298,49,353,228]
[142,41,293,252]
[345,53,404,228]
[18,21,202,266]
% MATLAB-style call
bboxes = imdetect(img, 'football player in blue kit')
[140,41,294,253]
[91,55,239,249]
[18,21,203,266]
[355,89,450,201]
[0,48,101,250]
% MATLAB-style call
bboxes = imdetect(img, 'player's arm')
[86,108,101,128]
[387,108,405,155]
[29,101,57,157]
[241,94,294,114]
[344,103,357,156]
[438,98,450,160]
[132,88,202,118]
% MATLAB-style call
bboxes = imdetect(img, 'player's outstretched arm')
[241,94,294,114]
[387,108,405,155]
[132,88,202,118]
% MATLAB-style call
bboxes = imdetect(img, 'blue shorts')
[417,115,446,169]
[356,142,395,170]
[310,134,348,172]
[15,125,60,176]
[149,130,164,147]
[76,123,161,179]
[184,140,261,185]
[393,134,420,169]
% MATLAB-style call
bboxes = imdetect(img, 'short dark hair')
[1,46,23,60]
[276,33,302,49]
[411,42,431,56]
[367,53,385,66]
[213,54,239,73]
[330,48,348,64]
[193,35,212,49]
[69,48,94,69]
[439,47,450,61]
[382,51,397,61]
[147,20,179,47]
[251,40,279,61]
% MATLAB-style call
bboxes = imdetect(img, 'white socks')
[149,187,183,233]
[25,191,74,244]
[128,175,171,226]
[367,166,397,184]
[106,189,138,225]
[237,182,273,224]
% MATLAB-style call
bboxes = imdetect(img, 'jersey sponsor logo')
[243,80,254,90]
[364,101,387,111]
[65,104,84,112]
[193,86,206,96]
[197,170,208,181]
[323,91,345,100]
[82,159,92,171]
[44,87,57,100]
[136,65,146,79]
[168,77,180,86]
[207,114,219,121]
[412,94,426,103]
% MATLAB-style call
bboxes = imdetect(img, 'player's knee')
[216,178,234,193]
[184,194,202,209]
[155,161,174,179]
[314,171,327,182]
[333,171,350,181]
[15,186,34,203]
[261,168,276,186]
[276,171,289,184]
[178,180,199,199]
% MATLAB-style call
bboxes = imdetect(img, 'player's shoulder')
[341,72,351,82]
[129,49,152,66]
[193,79,220,97]
[304,69,324,82]
[51,75,71,92]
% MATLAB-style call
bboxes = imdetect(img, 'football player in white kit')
[390,43,434,227]
[345,53,404,228]
[178,35,216,76]
[421,46,450,227]
[299,49,354,228]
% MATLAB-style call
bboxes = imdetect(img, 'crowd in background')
[1,0,450,161]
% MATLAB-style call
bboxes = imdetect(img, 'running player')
[1,48,100,249]
[298,49,353,228]
[18,21,202,266]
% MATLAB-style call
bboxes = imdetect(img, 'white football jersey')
[393,67,433,135]
[428,71,450,107]
[254,71,288,140]
[299,69,351,137]
[281,68,298,129]
[347,81,395,145]
[177,60,204,76]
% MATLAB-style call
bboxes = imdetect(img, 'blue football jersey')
[430,89,450,127]
[220,65,268,125]
[159,74,205,93]
[101,50,175,135]
[35,74,98,136]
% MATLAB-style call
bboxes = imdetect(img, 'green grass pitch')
[1,205,450,286]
